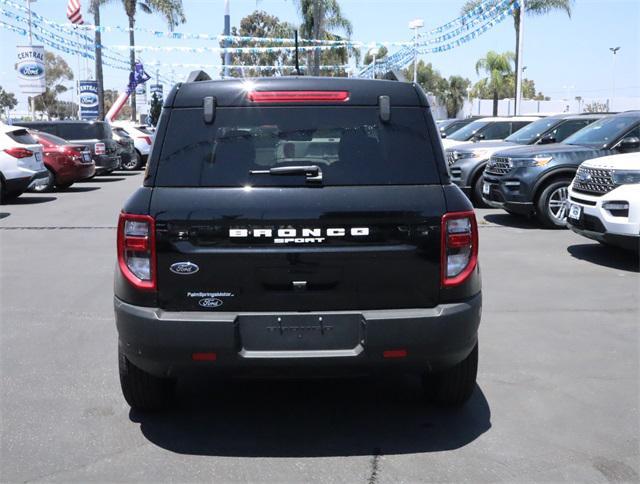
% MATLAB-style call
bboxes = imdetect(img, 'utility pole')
[514,0,525,115]
[26,0,36,120]
[609,46,621,108]
[223,0,230,78]
[408,18,424,84]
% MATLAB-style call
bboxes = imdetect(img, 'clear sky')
[0,0,638,112]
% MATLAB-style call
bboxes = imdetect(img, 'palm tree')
[296,0,353,75]
[440,76,471,118]
[475,51,514,116]
[462,0,572,99]
[110,0,186,120]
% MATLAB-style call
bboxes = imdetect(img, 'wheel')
[118,344,175,411]
[536,179,572,229]
[122,150,142,171]
[472,175,489,208]
[423,343,478,407]
[31,169,55,193]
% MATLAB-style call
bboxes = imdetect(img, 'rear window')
[155,107,440,187]
[7,129,38,145]
[34,131,69,146]
[56,123,111,140]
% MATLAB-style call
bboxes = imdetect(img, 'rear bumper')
[115,293,482,378]
[55,163,96,184]
[568,225,639,251]
[94,155,121,174]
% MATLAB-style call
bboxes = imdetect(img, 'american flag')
[67,0,84,25]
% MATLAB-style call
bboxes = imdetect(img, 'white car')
[567,152,640,251]
[441,116,541,150]
[0,123,48,203]
[110,121,155,170]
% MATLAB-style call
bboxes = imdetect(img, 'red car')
[29,131,96,191]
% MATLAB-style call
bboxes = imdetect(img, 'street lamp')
[609,46,621,105]
[408,18,424,84]
[368,47,378,79]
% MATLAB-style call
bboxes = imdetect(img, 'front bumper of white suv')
[567,183,640,251]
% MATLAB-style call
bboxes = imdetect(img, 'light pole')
[609,46,621,107]
[408,18,424,84]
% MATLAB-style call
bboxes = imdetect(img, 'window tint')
[481,122,512,140]
[56,123,109,140]
[551,119,592,142]
[442,120,468,136]
[7,129,38,145]
[155,107,441,187]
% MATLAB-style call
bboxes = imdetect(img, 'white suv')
[567,152,640,251]
[110,121,155,169]
[0,123,48,203]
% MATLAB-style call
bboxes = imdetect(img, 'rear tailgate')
[152,185,444,311]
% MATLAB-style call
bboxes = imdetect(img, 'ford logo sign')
[199,298,223,308]
[170,261,199,275]
[19,63,43,77]
[80,94,98,106]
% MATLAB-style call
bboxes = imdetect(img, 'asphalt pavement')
[1,172,638,483]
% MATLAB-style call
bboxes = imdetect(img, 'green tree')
[107,0,186,120]
[296,0,353,75]
[475,50,514,116]
[402,60,448,98]
[148,92,162,125]
[33,52,74,120]
[363,46,388,65]
[224,11,295,77]
[462,0,573,99]
[440,75,471,118]
[0,86,17,119]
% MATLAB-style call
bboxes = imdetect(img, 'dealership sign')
[16,45,46,95]
[134,83,148,113]
[79,80,99,119]
[150,84,163,102]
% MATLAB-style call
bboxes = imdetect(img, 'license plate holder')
[82,152,92,163]
[569,203,582,221]
[35,152,42,162]
[239,314,362,352]
[482,182,490,195]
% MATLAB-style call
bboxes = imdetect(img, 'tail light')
[137,136,152,145]
[4,147,33,159]
[441,211,478,287]
[117,213,156,291]
[248,90,350,103]
[95,142,106,155]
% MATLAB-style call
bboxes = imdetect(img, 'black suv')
[447,114,604,205]
[114,75,482,411]
[482,112,640,227]
[17,121,121,175]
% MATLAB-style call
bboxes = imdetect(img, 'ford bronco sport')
[114,74,482,411]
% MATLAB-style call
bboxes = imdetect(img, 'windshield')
[443,120,470,136]
[563,116,639,147]
[155,107,441,187]
[449,120,488,141]
[505,118,560,144]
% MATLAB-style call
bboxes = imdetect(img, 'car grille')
[485,156,510,176]
[572,166,616,196]
[446,151,456,166]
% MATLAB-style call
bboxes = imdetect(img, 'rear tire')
[423,343,478,407]
[536,179,572,229]
[118,345,175,411]
[122,151,143,171]
[472,175,489,208]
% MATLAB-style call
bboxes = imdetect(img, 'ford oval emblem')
[199,297,223,308]
[170,261,199,275]
[19,63,43,77]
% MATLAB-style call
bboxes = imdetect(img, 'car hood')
[449,140,519,153]
[582,152,640,170]
[493,143,606,159]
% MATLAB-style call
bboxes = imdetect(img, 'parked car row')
[0,120,154,202]
[443,111,640,250]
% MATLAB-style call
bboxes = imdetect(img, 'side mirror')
[539,133,556,145]
[618,136,640,151]
[472,133,485,142]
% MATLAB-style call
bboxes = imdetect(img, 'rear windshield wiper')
[249,165,323,183]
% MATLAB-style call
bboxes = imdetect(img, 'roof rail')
[185,70,212,83]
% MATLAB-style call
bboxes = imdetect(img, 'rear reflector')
[192,352,217,361]
[117,213,156,291]
[383,349,408,359]
[248,90,350,103]
[441,211,479,287]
